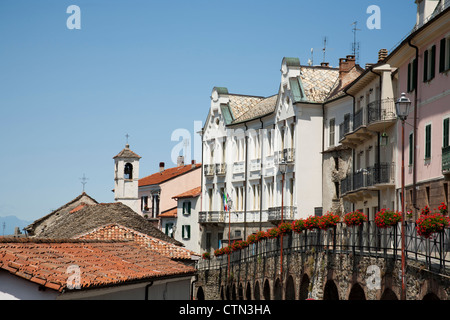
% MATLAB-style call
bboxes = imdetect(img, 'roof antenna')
[308,48,314,66]
[322,37,328,63]
[351,21,361,64]
[80,174,88,192]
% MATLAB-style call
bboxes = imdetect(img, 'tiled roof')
[299,66,340,103]
[231,95,278,124]
[113,144,141,159]
[0,238,195,292]
[172,186,201,199]
[227,94,265,120]
[75,224,200,259]
[139,164,201,187]
[158,207,177,218]
[33,202,182,246]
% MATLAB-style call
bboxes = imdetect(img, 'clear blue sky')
[0,0,417,221]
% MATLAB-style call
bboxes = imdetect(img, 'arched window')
[124,163,133,179]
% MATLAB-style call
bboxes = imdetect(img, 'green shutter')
[187,201,191,214]
[182,202,186,214]
[430,45,436,80]
[425,125,432,159]
[440,38,446,73]
[424,50,429,82]
[413,59,417,90]
[187,225,191,238]
[444,118,449,148]
[409,133,414,165]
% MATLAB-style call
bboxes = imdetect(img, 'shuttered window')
[440,37,450,73]
[409,132,414,166]
[425,124,432,159]
[423,46,436,82]
[444,118,449,148]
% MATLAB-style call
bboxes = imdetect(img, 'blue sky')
[0,0,417,222]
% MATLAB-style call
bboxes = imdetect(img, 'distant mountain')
[0,216,33,236]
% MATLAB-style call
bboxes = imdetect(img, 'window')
[444,117,449,148]
[182,201,191,215]
[425,124,432,159]
[409,132,414,166]
[423,45,436,82]
[182,225,191,239]
[141,196,148,212]
[407,59,417,92]
[165,223,174,238]
[439,37,450,73]
[329,118,335,147]
[124,163,133,179]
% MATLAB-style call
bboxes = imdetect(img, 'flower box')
[202,252,210,260]
[375,209,402,229]
[278,222,292,235]
[292,219,306,234]
[343,210,367,227]
[305,216,321,230]
[318,212,340,230]
[416,213,450,238]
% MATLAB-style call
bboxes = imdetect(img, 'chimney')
[159,162,165,172]
[378,49,388,62]
[320,62,330,68]
[339,55,356,79]
[177,155,185,167]
[191,159,196,168]
[415,0,440,28]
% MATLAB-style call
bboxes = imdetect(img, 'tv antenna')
[351,21,361,64]
[80,174,89,192]
[322,37,328,63]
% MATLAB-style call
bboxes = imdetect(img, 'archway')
[263,279,271,300]
[299,274,310,300]
[323,280,339,300]
[274,278,282,300]
[423,292,440,300]
[196,286,205,300]
[285,275,295,300]
[348,283,366,300]
[254,281,261,300]
[246,282,252,300]
[380,288,398,300]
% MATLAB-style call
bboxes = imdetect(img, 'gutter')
[343,88,357,212]
[408,38,419,212]
[259,118,264,231]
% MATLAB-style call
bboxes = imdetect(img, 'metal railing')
[341,163,395,195]
[367,99,396,124]
[204,164,215,176]
[198,221,450,273]
[216,163,227,176]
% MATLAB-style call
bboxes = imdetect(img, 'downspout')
[144,281,154,300]
[259,118,264,231]
[370,68,382,212]
[244,123,248,240]
[408,39,419,213]
[345,89,357,212]
[190,274,198,300]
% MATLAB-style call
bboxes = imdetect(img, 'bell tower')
[113,142,141,214]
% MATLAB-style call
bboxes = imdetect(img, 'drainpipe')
[144,281,154,300]
[259,118,264,231]
[190,274,199,300]
[244,123,249,240]
[345,89,357,212]
[408,39,419,213]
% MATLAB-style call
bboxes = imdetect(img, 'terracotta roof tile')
[139,163,201,187]
[0,238,196,292]
[172,186,201,199]
[158,207,177,218]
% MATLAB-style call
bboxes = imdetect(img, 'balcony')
[276,148,295,164]
[268,206,297,224]
[233,161,245,174]
[367,98,396,132]
[215,163,226,176]
[443,146,450,175]
[340,162,395,202]
[204,164,215,177]
[339,107,375,147]
[199,211,224,224]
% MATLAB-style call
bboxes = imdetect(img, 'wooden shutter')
[425,125,432,159]
[409,133,414,165]
[444,118,449,148]
[430,45,436,80]
[407,62,411,92]
[187,201,191,214]
[440,38,446,73]
[424,50,429,82]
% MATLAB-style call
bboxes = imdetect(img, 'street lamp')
[278,160,287,281]
[395,92,411,300]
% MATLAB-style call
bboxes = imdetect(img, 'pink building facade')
[386,1,450,218]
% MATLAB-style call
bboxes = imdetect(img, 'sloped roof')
[113,144,141,159]
[299,66,340,103]
[25,192,98,235]
[0,238,195,292]
[231,94,278,124]
[32,202,182,246]
[75,223,200,259]
[227,94,266,120]
[172,186,202,199]
[158,207,177,218]
[139,163,201,187]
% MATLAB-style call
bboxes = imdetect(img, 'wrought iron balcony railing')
[215,163,226,176]
[204,164,215,176]
[367,98,396,124]
[268,206,297,222]
[341,162,395,195]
